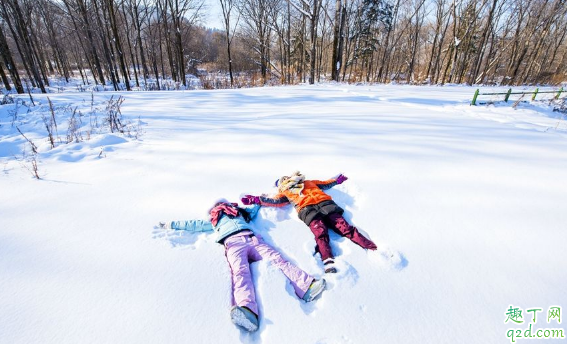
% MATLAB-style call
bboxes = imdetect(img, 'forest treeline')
[0,0,566,93]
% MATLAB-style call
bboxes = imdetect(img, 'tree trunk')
[0,61,11,91]
[106,0,131,90]
[121,3,140,87]
[0,0,46,92]
[469,0,497,84]
[309,0,319,84]
[41,2,71,82]
[130,0,150,83]
[0,25,23,93]
[219,0,234,86]
[406,0,426,83]
[331,0,342,81]
[65,0,106,85]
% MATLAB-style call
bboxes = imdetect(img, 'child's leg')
[325,212,377,250]
[249,236,314,299]
[225,239,259,315]
[308,218,334,261]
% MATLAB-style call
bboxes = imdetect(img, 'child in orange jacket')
[242,171,377,273]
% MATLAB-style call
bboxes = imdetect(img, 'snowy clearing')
[1,84,566,344]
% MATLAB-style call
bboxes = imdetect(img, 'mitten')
[241,195,260,205]
[336,174,348,184]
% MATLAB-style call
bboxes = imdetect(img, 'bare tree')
[165,0,204,86]
[104,0,131,90]
[0,22,23,92]
[238,0,279,84]
[331,0,347,81]
[219,0,240,86]
[0,0,46,92]
[126,0,151,84]
[425,0,450,84]
[37,0,72,82]
[61,0,106,85]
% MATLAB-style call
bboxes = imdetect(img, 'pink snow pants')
[223,233,314,316]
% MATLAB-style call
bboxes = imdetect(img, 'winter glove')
[336,174,348,184]
[241,195,260,205]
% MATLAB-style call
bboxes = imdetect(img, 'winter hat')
[275,171,302,186]
[209,199,239,226]
[275,175,290,188]
[208,198,231,213]
[277,171,305,194]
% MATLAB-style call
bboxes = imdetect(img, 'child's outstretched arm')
[242,194,289,207]
[168,219,214,232]
[314,174,348,190]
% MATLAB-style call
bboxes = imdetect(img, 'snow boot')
[323,258,337,274]
[302,278,326,302]
[230,306,259,332]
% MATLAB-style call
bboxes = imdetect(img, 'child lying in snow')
[159,200,325,332]
[242,172,377,274]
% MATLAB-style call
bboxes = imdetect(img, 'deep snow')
[1,84,566,344]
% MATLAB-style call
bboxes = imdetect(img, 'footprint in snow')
[367,244,408,271]
[323,259,359,289]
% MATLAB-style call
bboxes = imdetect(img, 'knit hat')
[209,200,239,226]
[208,198,231,213]
[276,172,305,194]
[275,174,292,188]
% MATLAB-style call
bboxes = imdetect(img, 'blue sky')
[203,0,224,29]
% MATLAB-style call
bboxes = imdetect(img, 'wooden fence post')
[504,88,512,102]
[471,89,479,106]
[532,88,539,101]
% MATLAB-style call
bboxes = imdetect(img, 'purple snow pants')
[309,212,377,261]
[223,232,314,316]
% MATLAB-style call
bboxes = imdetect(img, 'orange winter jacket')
[259,179,338,211]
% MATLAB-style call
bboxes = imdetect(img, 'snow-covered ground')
[1,84,566,344]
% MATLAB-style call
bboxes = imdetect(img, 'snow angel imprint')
[160,200,326,332]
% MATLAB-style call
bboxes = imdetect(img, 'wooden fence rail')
[471,87,564,105]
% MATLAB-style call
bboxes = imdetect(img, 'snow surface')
[1,84,566,344]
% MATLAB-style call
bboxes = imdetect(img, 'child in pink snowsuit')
[160,201,325,332]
